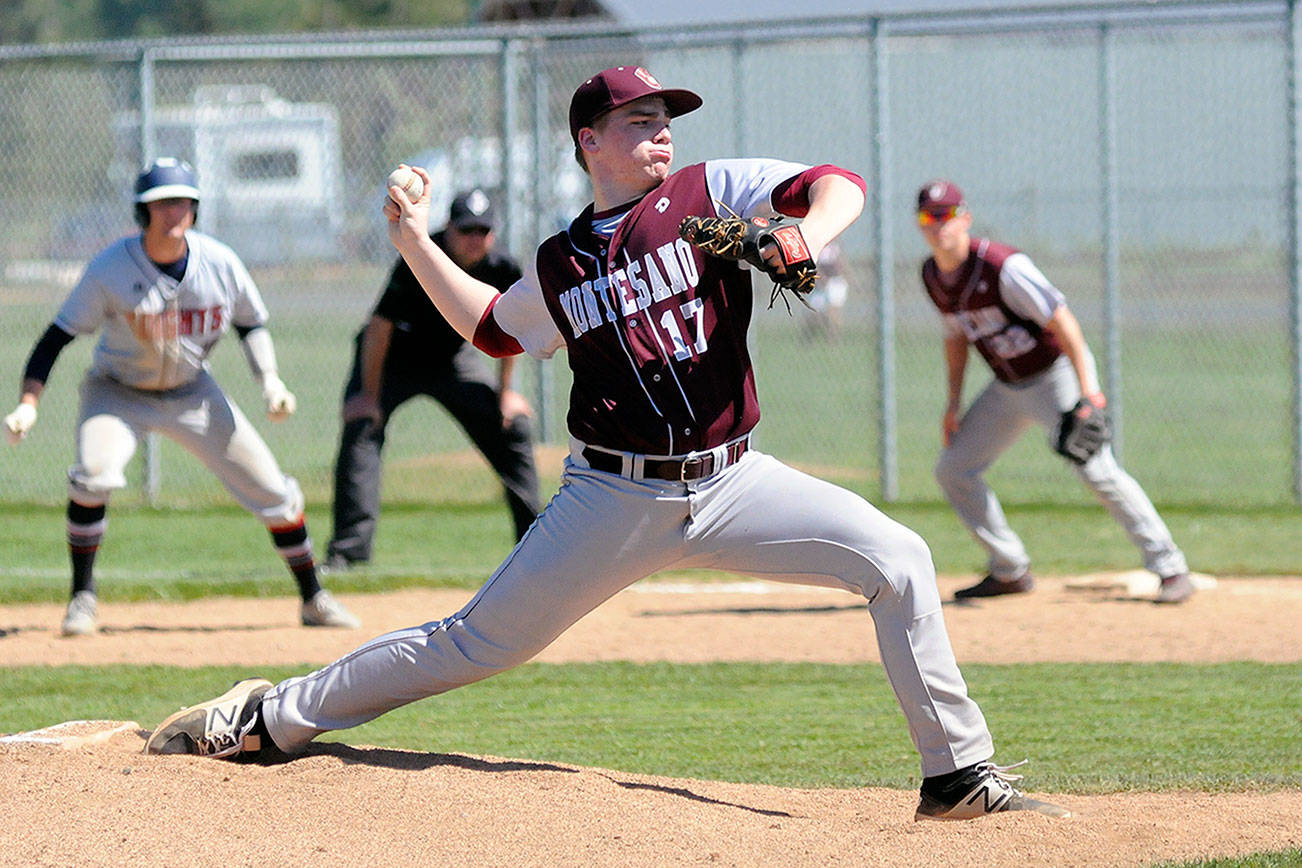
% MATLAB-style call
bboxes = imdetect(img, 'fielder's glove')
[1055,397,1110,465]
[678,214,819,312]
[262,375,297,422]
[3,402,37,445]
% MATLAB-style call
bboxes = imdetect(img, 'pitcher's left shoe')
[144,678,273,759]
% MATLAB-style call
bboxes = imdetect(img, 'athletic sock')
[920,762,981,799]
[269,516,321,601]
[66,500,107,596]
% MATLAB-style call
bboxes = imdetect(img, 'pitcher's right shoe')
[915,761,1071,821]
[144,678,272,759]
[60,591,98,637]
[953,572,1034,600]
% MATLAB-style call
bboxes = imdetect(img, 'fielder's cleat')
[300,589,360,629]
[1155,572,1195,604]
[144,678,272,758]
[915,760,1071,821]
[319,553,358,575]
[953,572,1034,600]
[60,591,99,637]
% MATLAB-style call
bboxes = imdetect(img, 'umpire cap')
[135,157,200,203]
[448,188,496,231]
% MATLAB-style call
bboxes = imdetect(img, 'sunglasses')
[916,206,963,227]
[453,225,492,237]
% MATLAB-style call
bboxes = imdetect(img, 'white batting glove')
[4,403,37,444]
[262,375,297,422]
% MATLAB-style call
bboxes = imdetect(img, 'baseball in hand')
[387,166,423,203]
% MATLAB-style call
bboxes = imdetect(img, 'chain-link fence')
[1,3,1298,514]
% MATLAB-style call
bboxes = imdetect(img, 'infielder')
[145,69,1068,822]
[915,179,1193,604]
[3,158,359,635]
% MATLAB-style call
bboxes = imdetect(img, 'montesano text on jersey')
[533,161,765,455]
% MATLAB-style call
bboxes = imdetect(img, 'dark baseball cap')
[568,66,703,143]
[917,179,965,210]
[448,188,495,230]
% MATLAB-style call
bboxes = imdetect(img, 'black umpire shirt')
[372,230,523,374]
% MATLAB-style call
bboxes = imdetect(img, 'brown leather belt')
[582,439,750,482]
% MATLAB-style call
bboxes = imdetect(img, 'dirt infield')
[2,574,1300,866]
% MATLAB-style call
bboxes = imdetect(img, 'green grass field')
[0,496,1297,606]
[2,662,1299,793]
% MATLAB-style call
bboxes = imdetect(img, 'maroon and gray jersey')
[484,159,864,455]
[54,231,268,391]
[922,237,1065,384]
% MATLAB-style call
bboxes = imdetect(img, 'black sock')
[67,500,107,596]
[235,703,292,764]
[921,762,981,797]
[269,519,321,601]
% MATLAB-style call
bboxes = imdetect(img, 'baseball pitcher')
[145,70,1068,822]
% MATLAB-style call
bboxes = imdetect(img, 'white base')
[1065,570,1217,596]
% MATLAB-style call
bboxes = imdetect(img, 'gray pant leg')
[1072,448,1188,576]
[1030,359,1188,578]
[680,453,994,776]
[263,460,686,750]
[934,382,1034,580]
[155,373,303,525]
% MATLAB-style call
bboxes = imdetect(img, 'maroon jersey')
[922,238,1061,383]
[534,164,759,454]
[478,159,865,454]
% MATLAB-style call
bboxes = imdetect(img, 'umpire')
[325,189,542,569]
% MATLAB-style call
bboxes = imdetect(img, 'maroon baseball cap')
[568,66,703,143]
[917,179,965,210]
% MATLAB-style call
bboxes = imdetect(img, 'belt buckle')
[679,454,707,482]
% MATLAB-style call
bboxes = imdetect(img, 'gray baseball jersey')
[58,230,300,526]
[55,232,268,391]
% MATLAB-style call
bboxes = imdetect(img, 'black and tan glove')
[678,214,818,311]
[1055,397,1111,465]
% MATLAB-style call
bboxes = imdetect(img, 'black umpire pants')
[327,342,542,564]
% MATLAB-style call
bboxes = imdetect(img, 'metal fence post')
[732,38,746,157]
[1098,22,1122,460]
[139,47,161,507]
[529,39,553,443]
[500,39,521,261]
[1290,0,1302,502]
[870,17,897,502]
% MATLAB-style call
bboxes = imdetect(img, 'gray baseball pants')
[68,370,303,525]
[264,445,996,776]
[934,355,1187,581]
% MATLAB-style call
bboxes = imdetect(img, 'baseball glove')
[678,214,818,312]
[1055,398,1111,465]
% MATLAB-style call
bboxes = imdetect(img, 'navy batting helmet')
[134,157,200,227]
